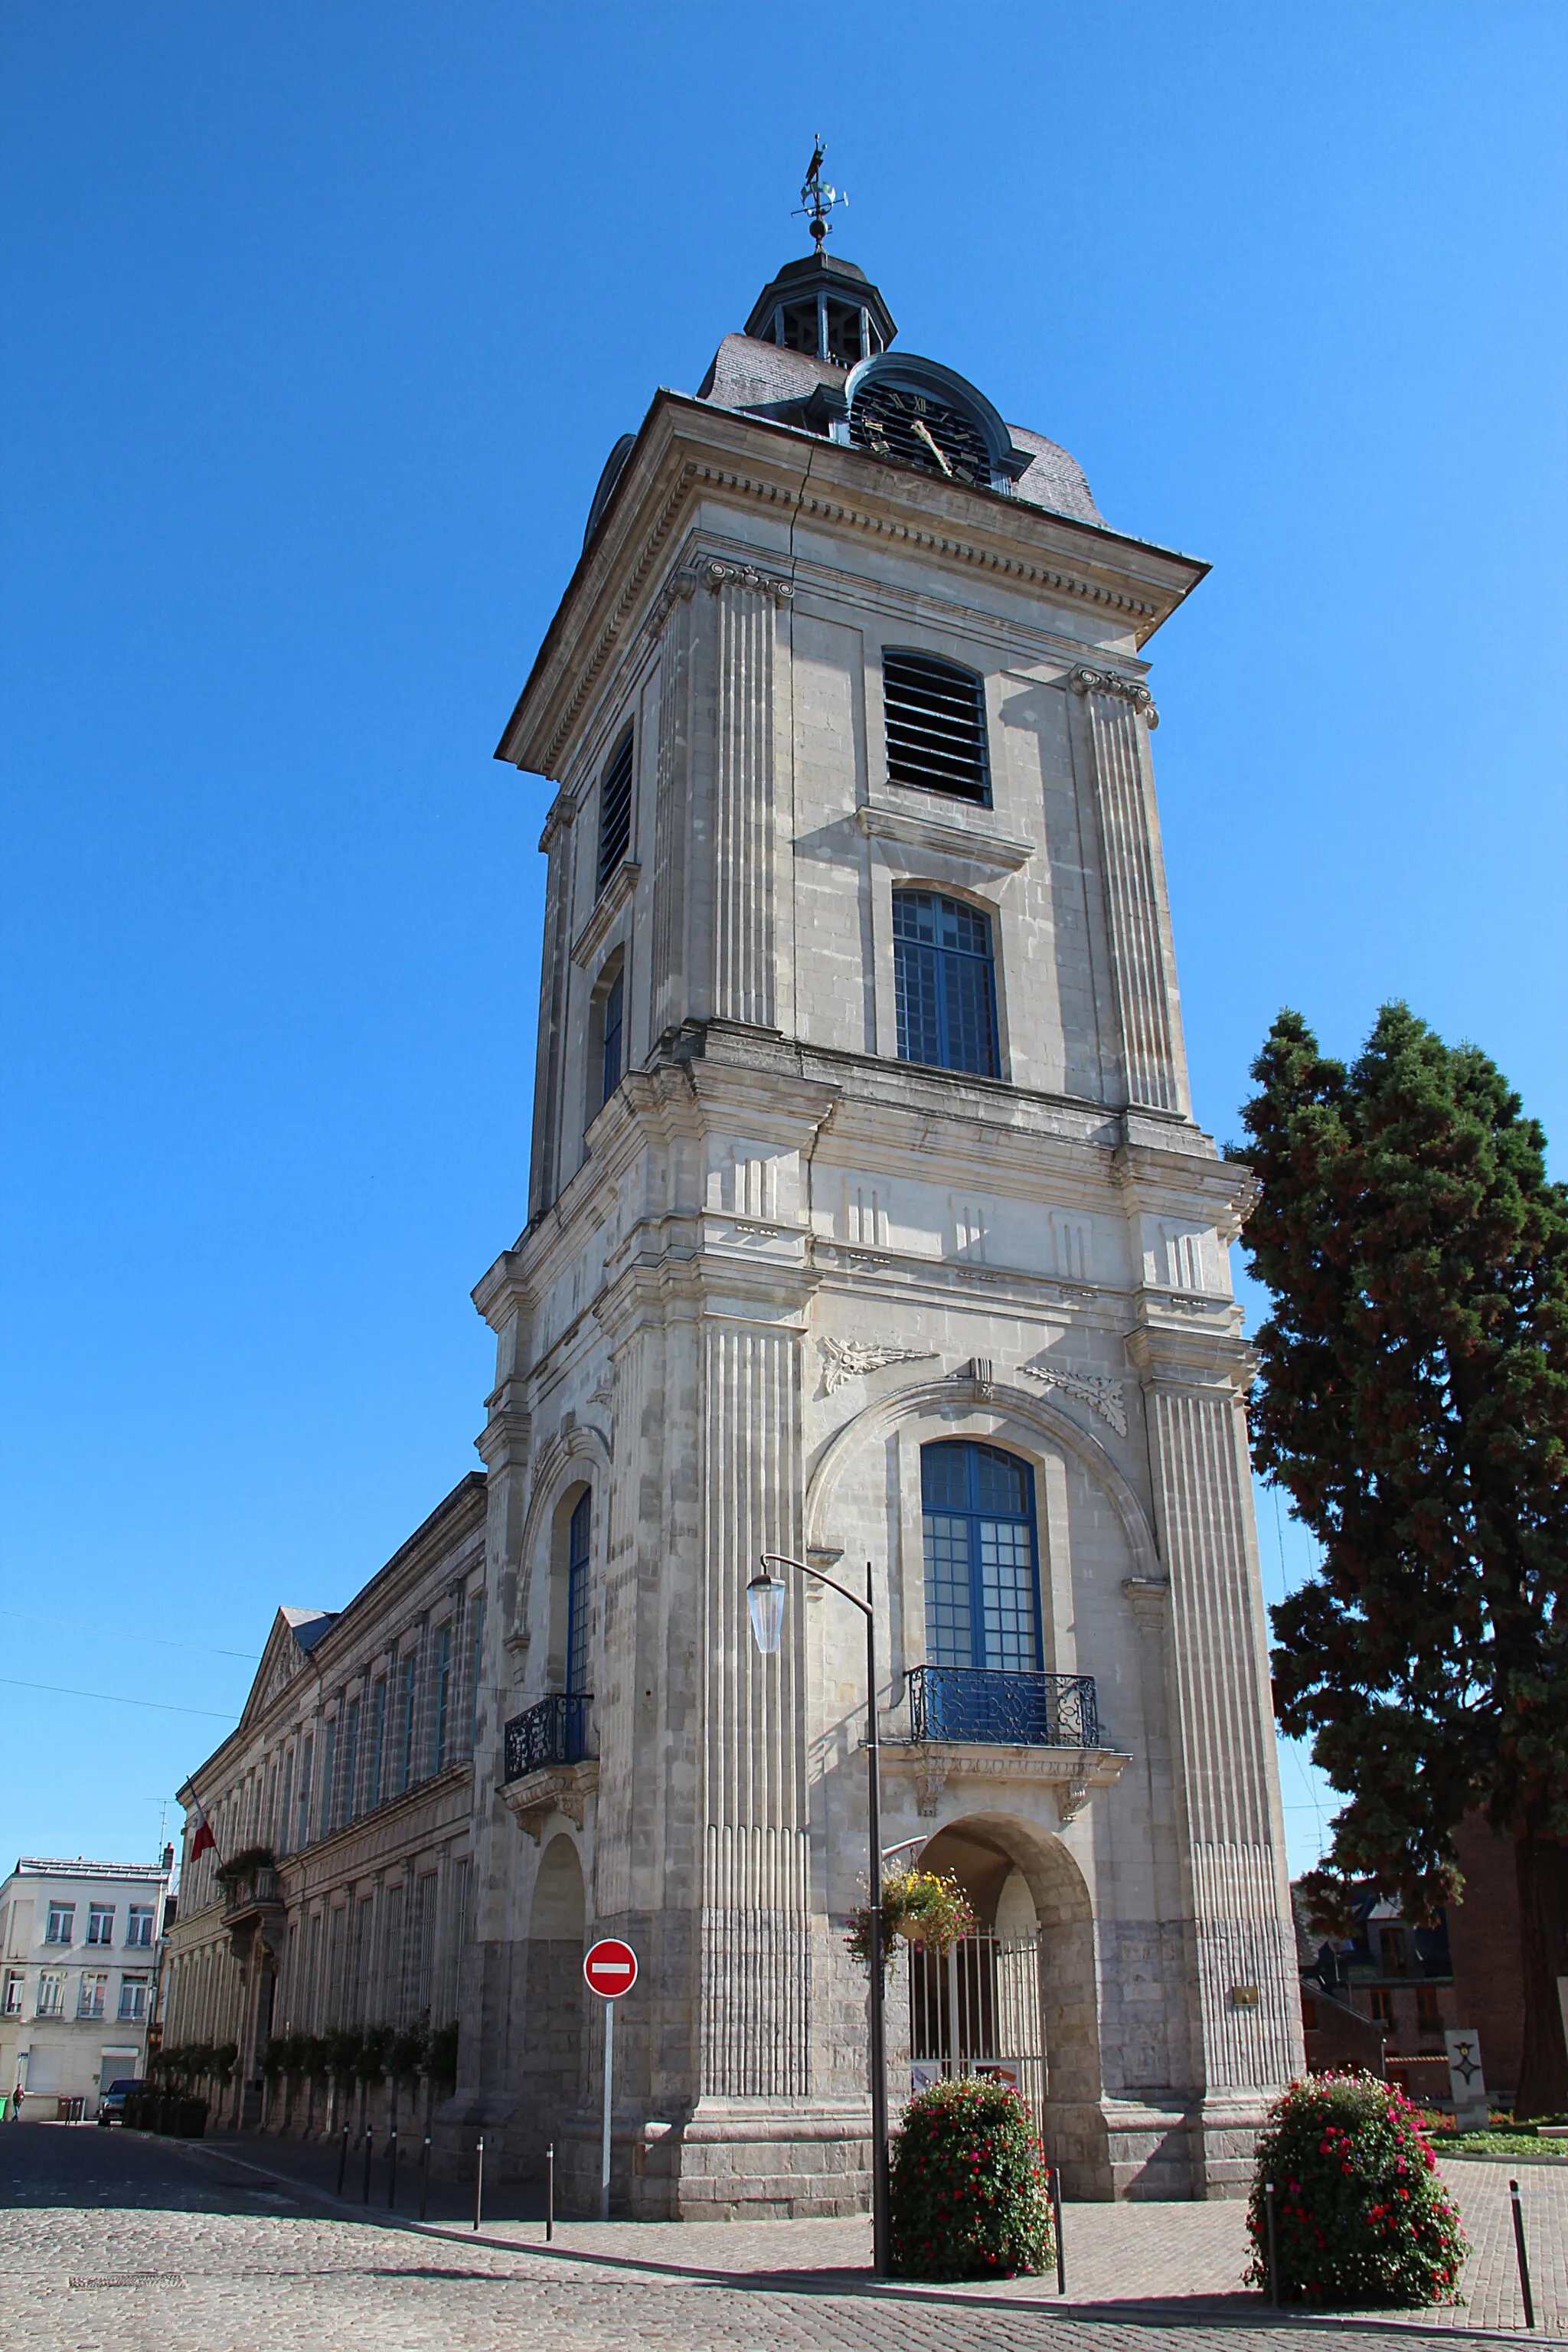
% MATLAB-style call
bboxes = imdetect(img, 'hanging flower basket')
[846,1868,977,1978]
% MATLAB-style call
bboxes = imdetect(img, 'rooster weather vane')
[795,139,847,251]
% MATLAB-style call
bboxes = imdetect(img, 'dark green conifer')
[1236,1003,1568,2115]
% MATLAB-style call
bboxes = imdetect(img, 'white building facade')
[456,247,1302,2213]
[1,1856,171,2114]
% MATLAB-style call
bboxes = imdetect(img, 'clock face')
[849,383,991,486]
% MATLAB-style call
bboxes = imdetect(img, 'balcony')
[217,1850,284,1962]
[500,1694,597,1844]
[504,1693,594,1779]
[887,1668,1127,1825]
[906,1666,1100,1749]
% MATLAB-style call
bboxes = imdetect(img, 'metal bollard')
[473,2132,485,2232]
[547,2141,554,2243]
[1510,2179,1536,2331]
[420,2132,430,2222]
[387,2125,398,2210]
[1265,2181,1279,2308]
[1050,2164,1065,2295]
[335,2120,349,2197]
[361,2123,374,2205]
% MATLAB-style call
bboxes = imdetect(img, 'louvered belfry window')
[882,651,990,805]
[893,890,999,1078]
[595,733,634,897]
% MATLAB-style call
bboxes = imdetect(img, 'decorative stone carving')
[819,1337,937,1393]
[499,1760,599,1844]
[1122,1576,1171,1628]
[1021,1360,1129,1436]
[701,558,795,603]
[1067,664,1159,727]
[1057,1779,1091,1827]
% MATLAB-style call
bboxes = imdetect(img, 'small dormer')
[743,253,897,369]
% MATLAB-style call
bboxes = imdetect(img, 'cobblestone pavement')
[0,2122,1563,2352]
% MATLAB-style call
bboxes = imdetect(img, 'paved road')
[0,2121,1561,2352]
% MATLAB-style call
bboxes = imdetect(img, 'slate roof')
[695,332,1106,528]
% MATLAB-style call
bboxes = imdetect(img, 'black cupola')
[744,254,897,370]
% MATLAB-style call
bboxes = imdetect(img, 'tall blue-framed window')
[567,1491,592,1694]
[921,1440,1040,1673]
[893,891,998,1077]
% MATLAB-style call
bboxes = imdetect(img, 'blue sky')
[2,4,1563,1880]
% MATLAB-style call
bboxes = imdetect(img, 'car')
[96,2077,147,2125]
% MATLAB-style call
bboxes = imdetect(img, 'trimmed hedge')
[1247,2073,1466,2308]
[890,2075,1054,2280]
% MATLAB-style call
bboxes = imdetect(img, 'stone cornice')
[496,394,1207,781]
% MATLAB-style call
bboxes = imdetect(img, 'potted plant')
[1246,2071,1466,2307]
[890,2074,1054,2279]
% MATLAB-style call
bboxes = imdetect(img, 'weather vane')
[795,138,847,252]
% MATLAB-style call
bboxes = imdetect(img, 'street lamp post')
[746,1551,890,2278]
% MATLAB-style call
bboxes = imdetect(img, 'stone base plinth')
[552,2099,874,2222]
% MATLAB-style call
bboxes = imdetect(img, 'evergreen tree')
[1236,1003,1568,2116]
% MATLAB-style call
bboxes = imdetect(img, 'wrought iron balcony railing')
[905,1665,1099,1749]
[503,1692,594,1782]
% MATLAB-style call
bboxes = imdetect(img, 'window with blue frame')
[921,1440,1040,1673]
[566,1491,592,1694]
[893,891,998,1077]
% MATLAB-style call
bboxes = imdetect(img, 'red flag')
[187,1789,217,1863]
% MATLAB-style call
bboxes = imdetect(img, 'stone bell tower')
[456,228,1302,2213]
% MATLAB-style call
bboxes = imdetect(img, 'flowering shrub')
[1246,2073,1466,2307]
[889,2075,1054,2280]
[846,1870,977,1980]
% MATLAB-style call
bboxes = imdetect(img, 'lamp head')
[746,1564,788,1655]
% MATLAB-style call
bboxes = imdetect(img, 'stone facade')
[161,1476,485,2134]
[456,251,1303,2210]
[0,1856,172,2114]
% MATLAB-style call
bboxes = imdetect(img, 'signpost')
[583,1939,638,2221]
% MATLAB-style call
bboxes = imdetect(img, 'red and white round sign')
[583,1937,639,1999]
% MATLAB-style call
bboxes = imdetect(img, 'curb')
[122,2131,1567,2345]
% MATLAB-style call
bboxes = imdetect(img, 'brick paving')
[0,2119,1563,2350]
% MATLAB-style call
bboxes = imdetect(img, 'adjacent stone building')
[160,1477,485,2127]
[455,243,1302,2211]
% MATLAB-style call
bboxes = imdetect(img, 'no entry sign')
[583,1938,639,1999]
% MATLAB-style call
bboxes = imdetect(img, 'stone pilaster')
[1129,1312,1304,2194]
[698,1314,810,2098]
[1070,668,1188,1116]
[528,801,576,1218]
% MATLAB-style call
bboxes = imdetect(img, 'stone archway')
[912,1811,1109,2197]
[522,1834,586,2155]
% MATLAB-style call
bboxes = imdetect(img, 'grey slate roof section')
[694,332,1105,528]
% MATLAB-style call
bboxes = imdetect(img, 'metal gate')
[907,1931,1045,2128]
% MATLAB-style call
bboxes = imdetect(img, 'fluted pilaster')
[700,1316,809,2097]
[1134,1350,1301,2094]
[1071,669,1187,1115]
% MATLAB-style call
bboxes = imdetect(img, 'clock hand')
[910,417,954,477]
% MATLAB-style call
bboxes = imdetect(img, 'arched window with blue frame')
[566,1491,592,1694]
[921,1440,1040,1674]
[893,890,998,1077]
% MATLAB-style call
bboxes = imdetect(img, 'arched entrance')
[524,1834,586,2141]
[906,1814,1106,2195]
